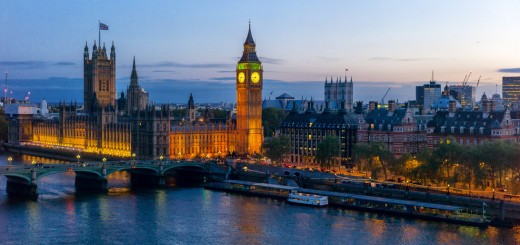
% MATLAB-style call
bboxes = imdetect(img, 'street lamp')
[160,155,164,163]
[7,156,13,166]
[102,157,107,163]
[76,154,81,163]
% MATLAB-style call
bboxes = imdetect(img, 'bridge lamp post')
[132,153,136,165]
[102,157,107,164]
[7,156,12,166]
[160,155,164,163]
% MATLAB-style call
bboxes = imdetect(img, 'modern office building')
[279,101,358,165]
[502,77,520,103]
[416,81,441,110]
[449,85,476,109]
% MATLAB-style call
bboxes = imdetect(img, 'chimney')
[369,101,378,112]
[388,100,396,112]
[448,100,457,113]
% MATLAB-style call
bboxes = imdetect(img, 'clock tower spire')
[236,23,263,156]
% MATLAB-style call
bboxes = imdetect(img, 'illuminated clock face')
[238,72,245,83]
[251,72,260,83]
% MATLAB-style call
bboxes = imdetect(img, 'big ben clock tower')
[236,23,263,155]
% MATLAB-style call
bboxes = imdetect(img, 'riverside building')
[7,25,264,160]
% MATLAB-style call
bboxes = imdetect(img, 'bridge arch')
[162,164,206,175]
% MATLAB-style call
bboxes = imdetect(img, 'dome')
[431,94,461,110]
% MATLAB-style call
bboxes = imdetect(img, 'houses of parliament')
[6,25,264,160]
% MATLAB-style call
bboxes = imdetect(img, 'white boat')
[287,191,328,206]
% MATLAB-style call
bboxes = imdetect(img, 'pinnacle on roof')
[244,21,256,46]
[130,56,138,85]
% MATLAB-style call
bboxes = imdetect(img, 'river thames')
[0,154,519,244]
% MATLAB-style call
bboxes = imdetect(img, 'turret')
[84,42,89,60]
[110,41,116,60]
[290,101,299,114]
[102,43,107,57]
[92,41,98,58]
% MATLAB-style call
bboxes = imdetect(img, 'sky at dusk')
[1,1,520,103]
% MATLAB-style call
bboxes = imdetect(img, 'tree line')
[353,138,520,194]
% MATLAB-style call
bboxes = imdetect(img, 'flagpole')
[98,20,101,47]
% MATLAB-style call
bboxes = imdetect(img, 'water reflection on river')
[0,154,519,244]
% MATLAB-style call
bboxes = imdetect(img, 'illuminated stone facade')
[84,42,116,114]
[235,24,264,155]
[30,104,132,157]
[8,26,263,160]
[169,119,236,159]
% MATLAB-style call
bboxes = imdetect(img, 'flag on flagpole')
[100,23,109,30]
[483,202,487,206]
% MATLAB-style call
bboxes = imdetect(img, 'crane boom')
[463,72,472,86]
[476,75,481,88]
[380,87,391,105]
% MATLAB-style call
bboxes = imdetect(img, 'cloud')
[0,61,46,69]
[258,57,284,64]
[141,61,231,69]
[210,77,235,81]
[0,61,76,69]
[218,70,235,73]
[497,68,520,73]
[151,70,176,73]
[370,57,440,62]
[317,56,341,62]
[119,76,150,80]
[53,62,75,66]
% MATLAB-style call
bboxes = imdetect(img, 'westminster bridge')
[0,160,226,200]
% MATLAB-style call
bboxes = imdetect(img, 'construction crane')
[380,87,391,106]
[463,71,473,86]
[476,75,481,89]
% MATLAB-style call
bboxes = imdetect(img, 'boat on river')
[287,191,328,207]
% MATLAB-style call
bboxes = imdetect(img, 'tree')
[264,136,290,164]
[316,136,341,170]
[414,148,434,184]
[457,146,480,190]
[369,142,391,180]
[262,108,287,137]
[353,142,372,177]
[392,153,416,182]
[430,137,461,185]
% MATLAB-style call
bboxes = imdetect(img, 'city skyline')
[1,1,519,103]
